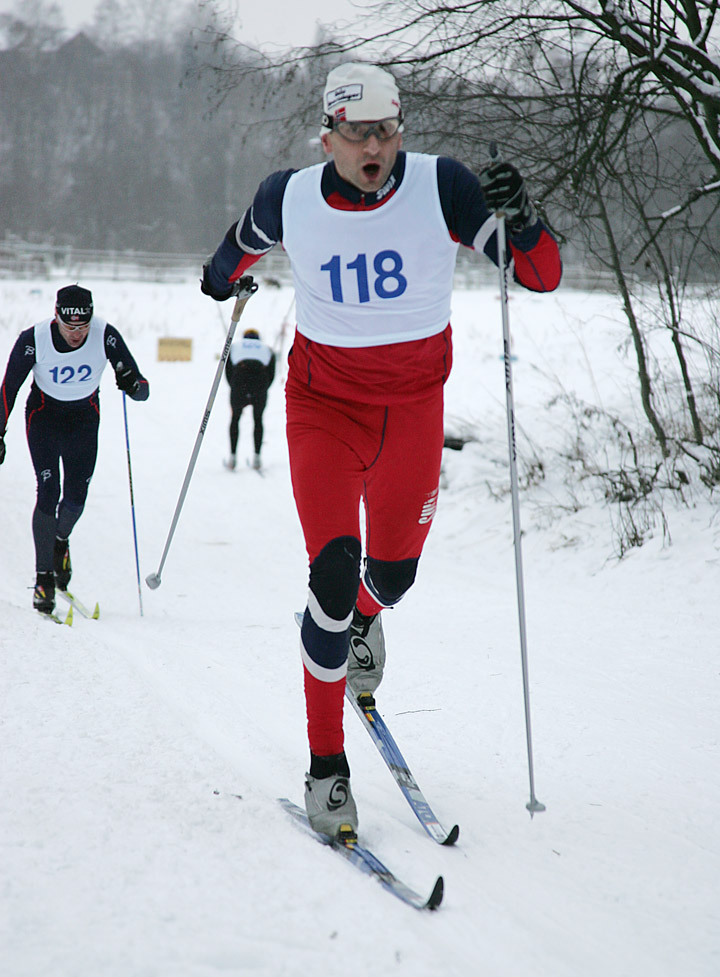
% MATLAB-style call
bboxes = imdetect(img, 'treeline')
[0,15,320,254]
[1,1,715,281]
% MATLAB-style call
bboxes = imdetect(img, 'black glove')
[200,258,235,302]
[479,162,536,233]
[0,434,5,465]
[115,361,140,395]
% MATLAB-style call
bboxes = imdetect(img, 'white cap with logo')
[321,62,402,135]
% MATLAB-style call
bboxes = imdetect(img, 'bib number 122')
[49,364,92,384]
[321,250,407,303]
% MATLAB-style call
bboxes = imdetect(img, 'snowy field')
[1,275,718,977]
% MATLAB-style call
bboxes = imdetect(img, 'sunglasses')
[58,318,91,332]
[332,117,402,143]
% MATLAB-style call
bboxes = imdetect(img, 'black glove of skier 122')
[479,162,536,233]
[115,362,140,395]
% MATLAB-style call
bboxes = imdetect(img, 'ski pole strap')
[230,276,259,305]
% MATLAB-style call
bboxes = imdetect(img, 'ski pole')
[146,276,258,590]
[489,142,545,816]
[122,388,143,616]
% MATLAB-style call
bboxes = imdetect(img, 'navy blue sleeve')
[205,169,296,294]
[436,156,561,292]
[237,169,295,251]
[0,327,36,432]
[437,156,492,248]
[103,324,149,401]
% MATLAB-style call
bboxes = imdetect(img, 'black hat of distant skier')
[243,328,260,339]
[56,284,93,325]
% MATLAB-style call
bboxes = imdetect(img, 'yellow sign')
[157,338,192,361]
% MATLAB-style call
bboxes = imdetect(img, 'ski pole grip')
[486,140,507,220]
[230,276,259,322]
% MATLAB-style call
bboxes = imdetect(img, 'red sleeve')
[228,251,264,283]
[510,228,562,292]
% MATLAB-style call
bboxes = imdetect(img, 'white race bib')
[33,318,108,400]
[282,153,458,348]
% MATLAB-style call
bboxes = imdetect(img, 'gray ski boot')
[347,607,386,700]
[304,753,358,839]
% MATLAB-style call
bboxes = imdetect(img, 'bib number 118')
[321,250,407,303]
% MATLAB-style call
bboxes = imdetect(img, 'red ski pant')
[286,378,444,756]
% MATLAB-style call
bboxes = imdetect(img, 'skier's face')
[57,318,90,348]
[321,124,402,194]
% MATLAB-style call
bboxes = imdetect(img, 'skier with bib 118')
[201,62,562,838]
[0,284,149,616]
[224,327,276,471]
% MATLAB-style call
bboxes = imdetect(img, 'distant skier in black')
[225,328,276,471]
[0,284,149,615]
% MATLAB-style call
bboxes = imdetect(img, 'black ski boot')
[53,536,71,591]
[33,571,56,614]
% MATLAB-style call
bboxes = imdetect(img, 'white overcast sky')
[0,0,370,48]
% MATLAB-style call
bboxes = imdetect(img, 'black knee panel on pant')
[309,536,362,621]
[365,556,418,606]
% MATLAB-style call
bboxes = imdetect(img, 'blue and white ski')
[346,690,459,846]
[294,610,458,846]
[278,797,443,911]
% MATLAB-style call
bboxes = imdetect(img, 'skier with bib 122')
[0,284,149,616]
[200,62,561,837]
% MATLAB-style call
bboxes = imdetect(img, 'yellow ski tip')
[64,605,74,626]
[92,603,100,620]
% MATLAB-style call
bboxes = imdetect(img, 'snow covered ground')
[1,275,718,977]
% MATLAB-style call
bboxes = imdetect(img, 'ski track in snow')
[1,278,718,977]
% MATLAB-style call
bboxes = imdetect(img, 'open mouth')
[363,163,381,180]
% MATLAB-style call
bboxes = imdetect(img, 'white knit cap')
[321,62,402,134]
